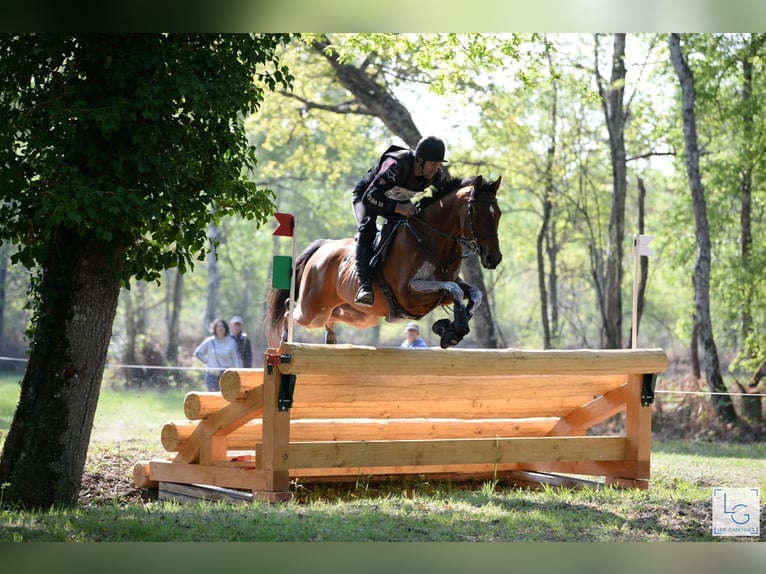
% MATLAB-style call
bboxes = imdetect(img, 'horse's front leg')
[457,280,483,320]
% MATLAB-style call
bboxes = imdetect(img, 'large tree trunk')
[596,33,628,349]
[0,231,123,508]
[669,33,738,425]
[310,35,502,348]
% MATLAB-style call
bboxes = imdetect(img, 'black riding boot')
[354,240,375,306]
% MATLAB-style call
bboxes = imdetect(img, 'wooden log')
[288,436,626,469]
[174,385,264,464]
[189,372,628,421]
[277,342,669,377]
[132,461,159,489]
[183,392,231,420]
[220,369,263,401]
[161,418,560,452]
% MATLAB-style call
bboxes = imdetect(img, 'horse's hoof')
[432,319,451,336]
[438,327,463,349]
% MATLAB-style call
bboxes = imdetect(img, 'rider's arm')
[361,158,404,214]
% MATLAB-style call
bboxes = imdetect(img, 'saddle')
[368,217,421,322]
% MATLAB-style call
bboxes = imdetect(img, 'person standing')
[193,318,242,391]
[229,315,253,368]
[401,322,428,348]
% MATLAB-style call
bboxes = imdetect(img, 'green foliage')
[0,33,294,297]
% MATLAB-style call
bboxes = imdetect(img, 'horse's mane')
[417,176,470,210]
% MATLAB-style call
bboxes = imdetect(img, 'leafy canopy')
[0,34,294,289]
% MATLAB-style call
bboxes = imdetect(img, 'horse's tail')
[263,238,329,348]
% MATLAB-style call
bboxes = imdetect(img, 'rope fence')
[1,355,765,397]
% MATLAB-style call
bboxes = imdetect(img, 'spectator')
[193,318,242,391]
[401,322,428,348]
[229,315,253,368]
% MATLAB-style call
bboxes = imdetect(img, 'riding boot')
[354,240,375,306]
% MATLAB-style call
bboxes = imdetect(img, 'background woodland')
[1,33,764,425]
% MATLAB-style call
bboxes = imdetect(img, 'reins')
[405,192,498,276]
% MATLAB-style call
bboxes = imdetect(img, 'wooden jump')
[134,343,668,502]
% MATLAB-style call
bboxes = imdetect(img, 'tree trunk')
[0,240,9,343]
[0,231,123,508]
[204,220,221,334]
[312,36,422,148]
[629,177,650,347]
[310,35,502,348]
[536,42,559,350]
[166,268,183,365]
[690,314,701,380]
[669,33,738,425]
[120,287,145,387]
[596,33,628,349]
[739,39,754,342]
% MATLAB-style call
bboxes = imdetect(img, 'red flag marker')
[273,212,295,237]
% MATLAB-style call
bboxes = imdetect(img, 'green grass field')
[1,372,764,542]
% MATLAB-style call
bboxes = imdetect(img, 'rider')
[351,135,450,306]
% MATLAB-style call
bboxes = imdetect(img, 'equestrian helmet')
[415,136,448,163]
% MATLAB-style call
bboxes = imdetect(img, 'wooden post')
[255,352,292,502]
[608,373,652,488]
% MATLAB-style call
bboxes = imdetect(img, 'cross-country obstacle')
[133,342,668,502]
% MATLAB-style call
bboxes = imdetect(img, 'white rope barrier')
[1,355,765,396]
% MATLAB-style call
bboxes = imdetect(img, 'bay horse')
[264,175,503,349]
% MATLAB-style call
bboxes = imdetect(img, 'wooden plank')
[173,385,264,464]
[162,418,560,452]
[159,482,253,504]
[287,436,626,469]
[547,385,627,435]
[622,373,652,482]
[515,459,650,480]
[277,343,669,377]
[150,459,272,491]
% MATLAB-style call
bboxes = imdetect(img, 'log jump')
[134,343,668,502]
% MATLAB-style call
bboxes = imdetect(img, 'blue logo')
[712,487,760,537]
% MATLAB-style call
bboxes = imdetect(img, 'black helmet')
[415,136,448,163]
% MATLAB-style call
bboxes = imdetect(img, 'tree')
[306,33,524,348]
[0,33,293,508]
[668,33,738,425]
[594,33,628,349]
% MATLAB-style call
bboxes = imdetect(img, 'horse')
[264,175,503,349]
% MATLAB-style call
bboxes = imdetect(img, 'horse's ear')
[491,175,502,191]
[472,175,483,190]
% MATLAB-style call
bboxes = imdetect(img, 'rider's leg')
[354,218,376,306]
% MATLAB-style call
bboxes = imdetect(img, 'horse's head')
[462,175,503,269]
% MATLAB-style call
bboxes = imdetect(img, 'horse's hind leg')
[324,324,337,344]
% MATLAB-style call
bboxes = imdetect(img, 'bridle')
[405,190,499,275]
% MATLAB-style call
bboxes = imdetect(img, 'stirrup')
[354,287,374,307]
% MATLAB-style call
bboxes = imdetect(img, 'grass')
[0,372,764,542]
